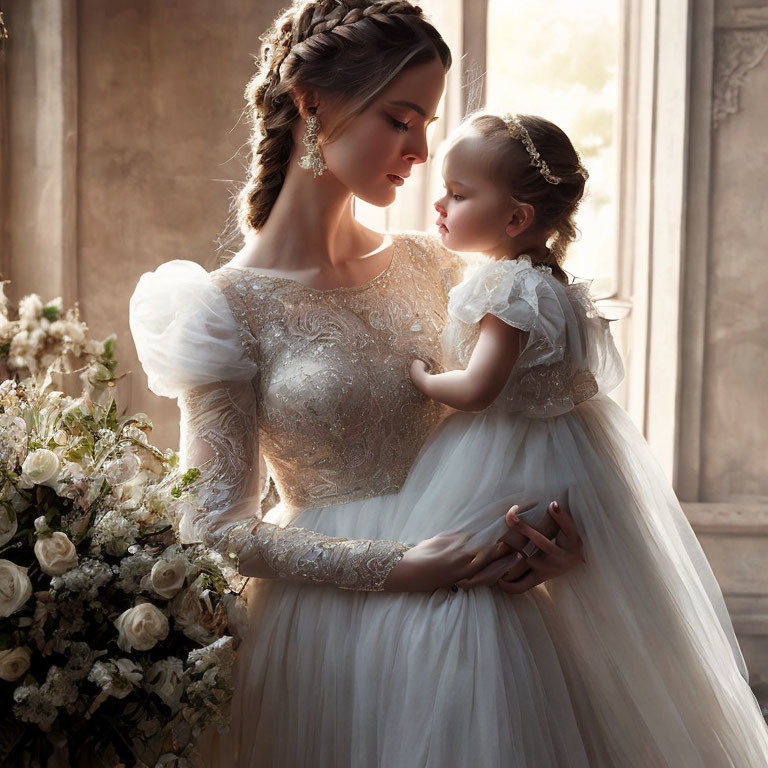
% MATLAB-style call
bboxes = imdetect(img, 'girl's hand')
[382,532,516,593]
[409,358,431,391]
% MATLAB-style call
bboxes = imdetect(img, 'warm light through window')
[486,0,620,297]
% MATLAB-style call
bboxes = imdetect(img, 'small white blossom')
[88,658,143,699]
[13,682,58,731]
[144,657,185,711]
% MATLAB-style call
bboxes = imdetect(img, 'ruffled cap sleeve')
[129,260,257,398]
[447,257,623,417]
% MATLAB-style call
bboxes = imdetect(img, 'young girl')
[400,112,768,763]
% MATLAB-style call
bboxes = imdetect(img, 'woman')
[129,2,762,766]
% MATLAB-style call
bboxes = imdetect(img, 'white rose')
[168,588,203,628]
[0,559,33,617]
[34,531,78,576]
[144,556,186,599]
[0,647,31,681]
[0,508,17,547]
[145,657,185,710]
[114,603,169,652]
[20,449,61,488]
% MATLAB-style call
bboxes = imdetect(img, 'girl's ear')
[505,202,536,238]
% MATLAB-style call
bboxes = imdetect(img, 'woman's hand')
[381,501,542,593]
[455,496,585,593]
[381,532,517,593]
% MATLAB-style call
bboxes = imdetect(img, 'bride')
[129,1,768,765]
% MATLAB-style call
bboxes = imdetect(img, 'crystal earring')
[298,111,327,177]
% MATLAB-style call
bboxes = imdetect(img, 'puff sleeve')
[129,260,258,398]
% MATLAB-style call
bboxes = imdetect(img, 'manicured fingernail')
[551,501,560,512]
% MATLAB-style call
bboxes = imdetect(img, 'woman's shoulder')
[129,259,258,399]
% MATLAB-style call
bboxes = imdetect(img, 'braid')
[236,0,447,234]
[306,1,423,36]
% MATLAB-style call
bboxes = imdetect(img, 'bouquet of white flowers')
[0,286,247,768]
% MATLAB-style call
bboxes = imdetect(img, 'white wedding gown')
[130,232,768,767]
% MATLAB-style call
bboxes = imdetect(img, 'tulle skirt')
[204,394,768,767]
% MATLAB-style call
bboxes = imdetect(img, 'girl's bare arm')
[410,314,521,411]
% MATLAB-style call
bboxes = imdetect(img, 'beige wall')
[3,0,283,447]
[699,0,768,502]
[679,0,768,693]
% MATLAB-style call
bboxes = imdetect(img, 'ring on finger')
[521,541,540,558]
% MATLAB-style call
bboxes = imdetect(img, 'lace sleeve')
[178,381,409,592]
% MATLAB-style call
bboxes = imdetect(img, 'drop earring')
[298,110,327,177]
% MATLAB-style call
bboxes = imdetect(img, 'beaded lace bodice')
[212,233,459,511]
[142,234,464,591]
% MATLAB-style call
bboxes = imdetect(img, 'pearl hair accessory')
[502,114,589,186]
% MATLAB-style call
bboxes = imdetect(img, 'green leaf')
[180,467,200,485]
[42,305,59,322]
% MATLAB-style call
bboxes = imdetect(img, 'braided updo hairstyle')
[238,0,451,234]
[459,113,588,284]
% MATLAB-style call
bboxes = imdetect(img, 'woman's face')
[319,56,446,207]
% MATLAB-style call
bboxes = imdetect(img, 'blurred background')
[1,0,767,701]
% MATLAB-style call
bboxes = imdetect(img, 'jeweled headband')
[502,114,589,186]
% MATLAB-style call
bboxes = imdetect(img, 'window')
[486,0,620,300]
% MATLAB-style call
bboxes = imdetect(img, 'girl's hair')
[237,0,451,234]
[459,113,588,284]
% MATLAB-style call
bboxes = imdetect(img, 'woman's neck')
[245,158,382,271]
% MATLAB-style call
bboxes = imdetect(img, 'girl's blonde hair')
[457,113,588,283]
[237,0,451,234]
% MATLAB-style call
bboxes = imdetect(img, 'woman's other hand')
[382,531,528,593]
[454,495,584,592]
[381,501,542,593]
[497,496,584,595]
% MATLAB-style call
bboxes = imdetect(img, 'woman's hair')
[458,113,588,283]
[237,0,451,234]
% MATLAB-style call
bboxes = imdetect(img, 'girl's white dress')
[130,233,768,767]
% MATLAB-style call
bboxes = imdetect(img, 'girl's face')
[434,135,517,254]
[319,57,446,207]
